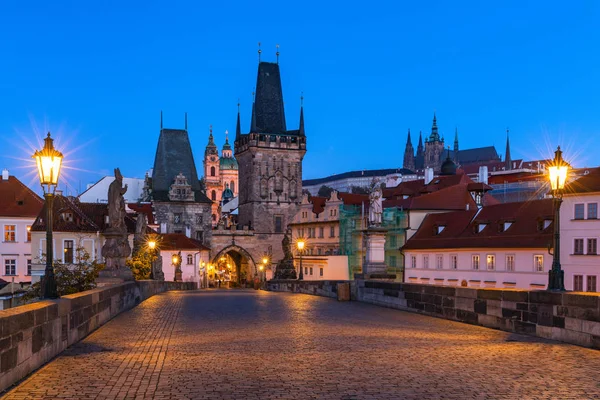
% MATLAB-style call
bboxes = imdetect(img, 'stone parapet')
[0,280,196,392]
[267,279,600,350]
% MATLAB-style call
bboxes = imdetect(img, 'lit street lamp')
[172,252,182,282]
[147,239,157,280]
[548,146,568,291]
[297,239,305,280]
[32,132,63,299]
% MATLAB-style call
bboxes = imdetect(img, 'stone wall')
[0,280,196,392]
[267,280,600,350]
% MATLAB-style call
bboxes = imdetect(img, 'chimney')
[478,166,488,184]
[424,168,434,185]
[55,190,63,196]
[185,226,191,238]
[1,169,8,180]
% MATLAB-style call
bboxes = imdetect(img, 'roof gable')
[0,176,43,218]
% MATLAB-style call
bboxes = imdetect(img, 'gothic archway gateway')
[209,245,258,288]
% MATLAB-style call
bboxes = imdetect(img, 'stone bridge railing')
[0,280,196,393]
[267,280,600,350]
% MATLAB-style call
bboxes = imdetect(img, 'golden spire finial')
[258,42,262,62]
[276,43,280,64]
[237,98,240,112]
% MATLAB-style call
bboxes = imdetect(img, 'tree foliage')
[23,248,104,300]
[317,185,334,198]
[350,185,369,194]
[126,248,154,280]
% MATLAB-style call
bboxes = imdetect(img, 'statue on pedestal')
[99,168,133,283]
[369,184,383,226]
[273,229,297,280]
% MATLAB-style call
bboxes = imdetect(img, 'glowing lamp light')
[297,240,305,251]
[148,240,156,250]
[548,146,568,191]
[32,132,63,190]
[172,254,179,265]
[259,265,264,271]
[262,257,268,265]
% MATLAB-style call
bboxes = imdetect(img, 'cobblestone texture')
[2,289,600,399]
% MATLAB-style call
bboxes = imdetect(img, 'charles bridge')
[0,280,600,399]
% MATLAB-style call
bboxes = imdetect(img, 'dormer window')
[478,223,487,233]
[403,195,409,199]
[504,222,512,231]
[543,219,552,230]
[437,225,445,234]
[62,212,74,222]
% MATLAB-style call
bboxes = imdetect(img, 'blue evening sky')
[1,1,599,194]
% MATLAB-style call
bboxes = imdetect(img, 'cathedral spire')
[453,127,459,161]
[160,110,163,129]
[298,93,305,136]
[505,128,512,170]
[236,101,241,140]
[403,129,415,171]
[417,131,424,155]
[430,112,440,142]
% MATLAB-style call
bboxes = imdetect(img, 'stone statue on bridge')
[274,229,297,280]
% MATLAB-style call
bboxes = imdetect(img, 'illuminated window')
[506,255,515,271]
[187,254,193,265]
[534,255,544,272]
[26,226,31,242]
[486,255,495,270]
[472,255,480,270]
[450,255,457,269]
[4,225,15,242]
[64,240,74,263]
[411,256,417,268]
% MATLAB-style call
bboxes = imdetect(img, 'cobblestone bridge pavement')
[3,290,600,400]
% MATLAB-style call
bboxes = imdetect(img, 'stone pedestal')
[152,256,165,281]
[98,229,134,286]
[362,227,388,275]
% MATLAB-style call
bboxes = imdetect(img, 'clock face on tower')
[210,157,216,162]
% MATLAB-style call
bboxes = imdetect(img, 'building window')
[574,275,584,291]
[26,226,31,242]
[195,214,203,224]
[174,213,182,224]
[317,248,322,255]
[231,181,235,193]
[318,227,324,238]
[64,240,74,263]
[187,254,193,265]
[574,203,585,220]
[4,259,16,275]
[423,255,429,269]
[309,267,313,275]
[274,216,283,233]
[436,255,443,269]
[486,255,495,271]
[389,235,397,248]
[588,203,598,220]
[588,238,597,255]
[506,255,515,271]
[4,225,16,242]
[304,267,308,275]
[587,276,597,292]
[411,256,417,268]
[450,255,457,269]
[472,255,480,270]
[210,166,215,176]
[211,190,216,201]
[574,238,584,255]
[534,255,544,272]
[195,231,203,242]
[390,256,397,267]
[330,226,335,238]
[27,259,31,276]
[320,267,323,277]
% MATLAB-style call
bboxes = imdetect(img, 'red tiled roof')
[127,203,155,224]
[565,167,600,194]
[403,198,554,250]
[31,196,138,233]
[338,192,370,206]
[0,176,44,218]
[159,233,210,251]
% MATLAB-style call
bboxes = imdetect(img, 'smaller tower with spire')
[505,128,512,170]
[403,129,415,171]
[424,112,445,171]
[453,127,459,163]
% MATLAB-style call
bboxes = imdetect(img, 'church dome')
[440,155,457,176]
[219,157,238,170]
[221,185,234,204]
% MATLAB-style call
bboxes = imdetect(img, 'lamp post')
[148,240,157,280]
[32,133,63,299]
[547,146,568,291]
[297,240,305,280]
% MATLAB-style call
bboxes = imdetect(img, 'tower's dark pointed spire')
[276,44,280,64]
[417,131,424,155]
[258,42,262,63]
[205,124,218,157]
[298,92,305,136]
[236,100,241,140]
[505,128,512,170]
[160,110,163,129]
[403,129,415,171]
[430,112,440,141]
[185,112,188,131]
[253,61,287,133]
[406,128,412,145]
[453,127,459,156]
[250,89,257,132]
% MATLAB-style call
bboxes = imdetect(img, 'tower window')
[274,216,283,233]
[211,190,216,201]
[231,181,235,193]
[210,166,215,176]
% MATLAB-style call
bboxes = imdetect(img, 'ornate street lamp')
[32,132,63,299]
[172,252,182,282]
[548,146,568,291]
[297,239,305,280]
[147,239,157,280]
